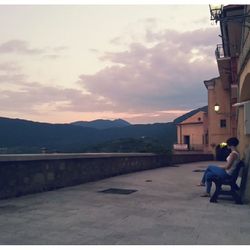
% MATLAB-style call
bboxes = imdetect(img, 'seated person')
[198,137,240,197]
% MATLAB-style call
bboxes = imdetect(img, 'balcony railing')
[215,44,225,59]
[173,144,205,151]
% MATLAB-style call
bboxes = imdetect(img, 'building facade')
[176,110,208,152]
[204,76,237,155]
[208,4,250,202]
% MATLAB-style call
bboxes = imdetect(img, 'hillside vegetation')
[0,117,176,154]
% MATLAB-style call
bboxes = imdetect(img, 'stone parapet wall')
[0,153,213,200]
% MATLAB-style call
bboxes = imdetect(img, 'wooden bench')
[210,160,248,204]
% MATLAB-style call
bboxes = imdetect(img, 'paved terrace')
[0,161,250,245]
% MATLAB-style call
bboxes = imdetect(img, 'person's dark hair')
[226,137,239,147]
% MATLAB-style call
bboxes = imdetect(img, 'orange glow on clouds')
[0,109,189,124]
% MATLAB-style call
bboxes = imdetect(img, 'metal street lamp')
[209,4,223,23]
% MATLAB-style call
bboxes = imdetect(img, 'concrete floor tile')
[0,161,249,245]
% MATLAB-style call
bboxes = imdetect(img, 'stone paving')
[0,161,249,245]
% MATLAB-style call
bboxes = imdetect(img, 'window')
[220,119,226,128]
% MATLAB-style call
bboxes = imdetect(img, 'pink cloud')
[0,83,114,114]
[79,28,219,114]
[0,40,67,58]
[0,40,44,54]
[0,27,220,123]
[0,60,114,117]
[0,62,20,72]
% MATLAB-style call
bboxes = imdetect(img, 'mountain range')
[70,119,131,129]
[0,117,176,153]
[0,106,207,154]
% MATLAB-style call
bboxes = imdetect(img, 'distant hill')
[71,119,130,129]
[0,106,207,154]
[0,117,97,153]
[0,117,176,154]
[173,106,208,124]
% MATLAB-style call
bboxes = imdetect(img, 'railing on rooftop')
[215,44,225,59]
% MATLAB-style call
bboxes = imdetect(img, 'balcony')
[215,44,231,90]
[215,44,225,59]
[0,159,249,244]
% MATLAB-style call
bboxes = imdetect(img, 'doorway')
[183,135,190,150]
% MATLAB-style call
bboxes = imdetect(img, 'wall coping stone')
[0,153,157,162]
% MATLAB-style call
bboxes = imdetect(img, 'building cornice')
[204,77,220,89]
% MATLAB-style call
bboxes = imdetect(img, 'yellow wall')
[180,111,205,124]
[208,5,250,203]
[239,60,250,102]
[238,65,250,202]
[177,111,206,151]
[183,124,203,149]
[207,78,233,154]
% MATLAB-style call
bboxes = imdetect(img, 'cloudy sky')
[0,3,221,124]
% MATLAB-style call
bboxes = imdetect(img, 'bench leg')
[210,181,222,203]
[231,187,243,204]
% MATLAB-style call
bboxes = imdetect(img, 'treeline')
[0,117,177,154]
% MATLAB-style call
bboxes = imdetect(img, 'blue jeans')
[201,165,229,193]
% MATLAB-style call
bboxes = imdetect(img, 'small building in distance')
[174,107,208,152]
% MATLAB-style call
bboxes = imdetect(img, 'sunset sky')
[0,2,222,124]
